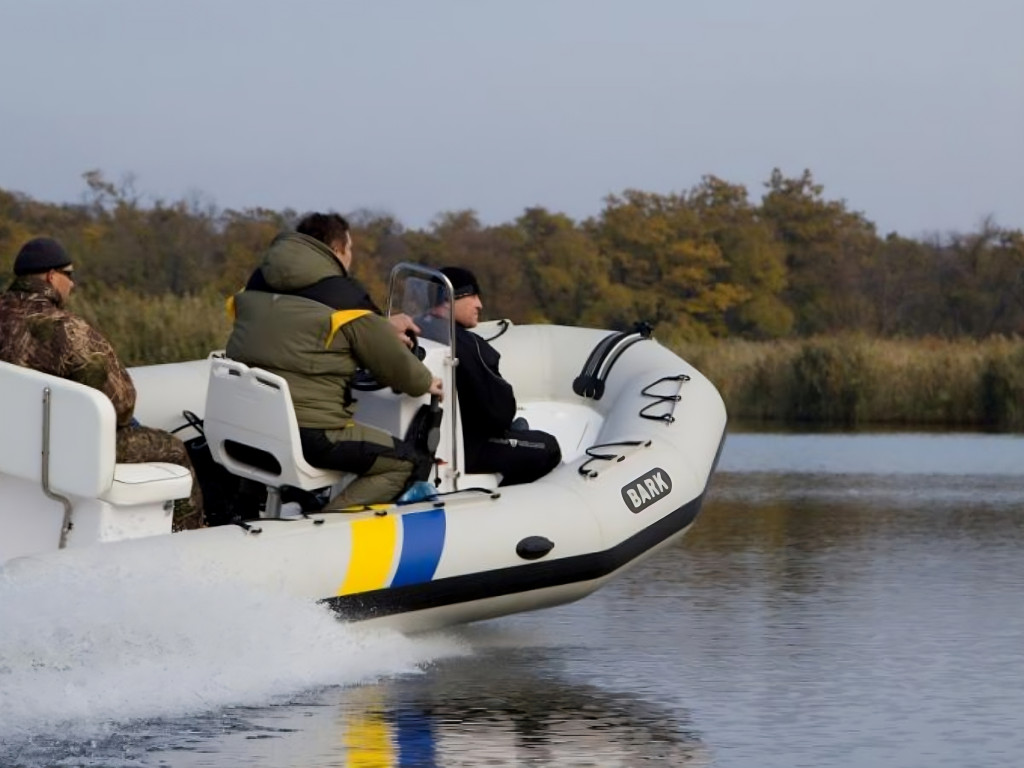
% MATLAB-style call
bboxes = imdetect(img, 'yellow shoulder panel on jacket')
[326,309,373,348]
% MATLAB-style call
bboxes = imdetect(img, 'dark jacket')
[226,232,433,429]
[419,314,516,449]
[0,276,137,427]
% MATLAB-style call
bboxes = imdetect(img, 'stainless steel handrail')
[41,387,74,548]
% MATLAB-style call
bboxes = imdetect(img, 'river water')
[2,432,1022,767]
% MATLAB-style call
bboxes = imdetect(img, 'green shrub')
[786,340,868,426]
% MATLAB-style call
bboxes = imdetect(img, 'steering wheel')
[406,330,426,361]
[352,330,426,392]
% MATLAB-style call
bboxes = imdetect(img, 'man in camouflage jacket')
[0,237,203,530]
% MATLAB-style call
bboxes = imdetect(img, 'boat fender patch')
[621,468,672,513]
[516,535,554,560]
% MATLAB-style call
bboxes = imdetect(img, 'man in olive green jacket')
[226,213,442,509]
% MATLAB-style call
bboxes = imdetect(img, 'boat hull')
[1,322,727,632]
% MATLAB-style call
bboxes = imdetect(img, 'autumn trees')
[1,168,1021,343]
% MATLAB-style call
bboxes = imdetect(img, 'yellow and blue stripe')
[338,508,446,596]
[341,705,438,767]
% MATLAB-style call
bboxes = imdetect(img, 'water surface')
[2,432,1022,767]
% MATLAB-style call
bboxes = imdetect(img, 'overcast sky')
[1,0,1021,237]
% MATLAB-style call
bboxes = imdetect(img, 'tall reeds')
[73,286,232,367]
[678,335,1024,431]
[67,287,1024,432]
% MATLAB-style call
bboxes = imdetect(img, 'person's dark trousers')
[299,422,418,508]
[466,428,561,486]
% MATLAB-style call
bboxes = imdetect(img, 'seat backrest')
[129,357,213,435]
[203,358,344,491]
[0,360,115,497]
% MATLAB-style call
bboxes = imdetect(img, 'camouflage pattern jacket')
[0,276,137,427]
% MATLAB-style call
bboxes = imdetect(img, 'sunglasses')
[57,268,75,279]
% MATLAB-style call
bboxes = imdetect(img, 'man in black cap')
[420,266,561,486]
[0,237,204,529]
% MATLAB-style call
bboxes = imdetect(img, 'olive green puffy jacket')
[225,232,433,429]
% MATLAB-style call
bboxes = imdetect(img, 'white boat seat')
[0,360,192,563]
[0,360,194,505]
[203,359,353,517]
[100,462,193,506]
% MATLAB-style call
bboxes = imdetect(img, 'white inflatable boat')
[0,265,726,633]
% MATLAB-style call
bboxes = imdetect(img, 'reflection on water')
[65,648,707,768]
[332,650,707,767]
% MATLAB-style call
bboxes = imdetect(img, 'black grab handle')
[572,321,653,401]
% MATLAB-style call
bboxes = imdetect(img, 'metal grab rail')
[41,387,74,548]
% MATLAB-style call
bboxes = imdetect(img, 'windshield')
[387,264,456,346]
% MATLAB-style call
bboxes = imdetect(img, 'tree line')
[2,169,1022,345]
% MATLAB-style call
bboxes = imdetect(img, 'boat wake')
[0,546,466,744]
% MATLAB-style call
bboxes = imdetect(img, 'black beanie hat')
[13,237,73,276]
[440,266,481,300]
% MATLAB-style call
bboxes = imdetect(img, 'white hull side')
[1,323,726,631]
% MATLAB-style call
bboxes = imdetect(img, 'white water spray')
[0,550,465,741]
